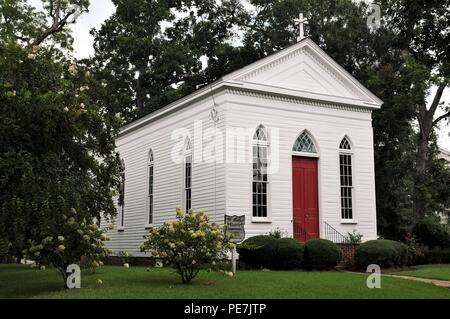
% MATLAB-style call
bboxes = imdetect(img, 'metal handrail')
[293,219,313,241]
[323,221,350,244]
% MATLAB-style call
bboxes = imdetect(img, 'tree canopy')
[0,0,122,262]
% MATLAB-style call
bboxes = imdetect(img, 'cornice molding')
[237,48,305,82]
[225,87,373,114]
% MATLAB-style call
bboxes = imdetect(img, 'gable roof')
[119,37,383,137]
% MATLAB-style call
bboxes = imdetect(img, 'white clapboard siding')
[102,92,227,256]
[102,37,381,255]
[223,91,377,240]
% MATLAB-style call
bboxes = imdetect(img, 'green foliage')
[412,247,450,265]
[412,219,450,248]
[271,238,304,270]
[0,1,122,263]
[90,0,248,122]
[22,208,112,286]
[304,239,341,270]
[237,236,304,270]
[237,235,277,269]
[403,233,426,265]
[140,209,234,284]
[267,228,288,239]
[354,240,409,270]
[347,230,363,244]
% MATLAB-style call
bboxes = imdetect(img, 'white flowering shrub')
[23,208,112,287]
[141,209,234,284]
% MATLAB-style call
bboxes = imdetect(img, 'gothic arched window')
[147,149,154,224]
[252,125,269,217]
[184,138,192,212]
[293,131,317,153]
[339,136,353,220]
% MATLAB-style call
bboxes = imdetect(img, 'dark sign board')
[224,215,245,243]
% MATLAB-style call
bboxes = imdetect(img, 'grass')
[391,264,450,281]
[1,264,450,299]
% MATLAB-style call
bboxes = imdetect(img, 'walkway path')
[383,274,450,288]
[344,270,450,288]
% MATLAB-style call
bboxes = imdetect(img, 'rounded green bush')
[304,239,341,270]
[270,238,304,270]
[237,236,304,270]
[354,239,409,270]
[237,235,277,268]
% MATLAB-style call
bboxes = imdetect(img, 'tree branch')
[15,34,30,43]
[31,9,75,47]
[433,110,450,127]
[429,81,448,116]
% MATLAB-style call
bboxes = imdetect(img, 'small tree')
[141,209,234,284]
[23,208,112,287]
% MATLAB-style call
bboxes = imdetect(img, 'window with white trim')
[339,137,353,220]
[293,131,317,153]
[147,149,154,224]
[184,139,192,212]
[252,125,269,218]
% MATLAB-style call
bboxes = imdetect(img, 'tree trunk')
[135,73,145,116]
[413,81,448,219]
[413,129,431,218]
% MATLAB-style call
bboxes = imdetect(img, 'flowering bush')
[23,208,112,287]
[141,209,234,284]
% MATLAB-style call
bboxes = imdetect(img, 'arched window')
[339,136,351,150]
[252,125,269,218]
[147,149,154,225]
[293,131,317,153]
[339,136,353,220]
[184,138,192,212]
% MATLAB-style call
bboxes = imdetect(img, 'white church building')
[103,36,382,256]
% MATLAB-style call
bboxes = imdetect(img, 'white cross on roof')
[294,13,309,41]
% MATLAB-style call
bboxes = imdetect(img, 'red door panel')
[292,157,319,241]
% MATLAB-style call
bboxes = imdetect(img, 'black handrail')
[293,219,313,241]
[323,221,350,244]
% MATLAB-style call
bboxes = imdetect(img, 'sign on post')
[224,215,245,243]
[224,215,245,274]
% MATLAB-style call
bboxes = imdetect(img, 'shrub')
[267,228,288,239]
[140,209,233,284]
[412,220,450,248]
[237,236,304,270]
[403,233,425,265]
[270,238,304,270]
[237,235,277,268]
[22,208,112,287]
[347,230,363,244]
[354,240,408,270]
[412,247,450,265]
[304,239,341,270]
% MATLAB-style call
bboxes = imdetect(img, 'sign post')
[224,215,245,274]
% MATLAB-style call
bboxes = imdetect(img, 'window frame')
[251,125,271,223]
[117,168,125,231]
[145,149,154,229]
[183,138,192,213]
[338,137,356,224]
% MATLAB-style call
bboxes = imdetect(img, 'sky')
[27,0,449,150]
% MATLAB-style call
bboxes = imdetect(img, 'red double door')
[292,157,319,241]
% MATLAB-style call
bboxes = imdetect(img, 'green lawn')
[392,264,450,281]
[1,264,450,299]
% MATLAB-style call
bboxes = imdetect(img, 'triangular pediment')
[223,38,382,108]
